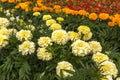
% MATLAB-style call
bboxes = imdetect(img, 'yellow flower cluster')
[89,41,102,53]
[77,25,92,40]
[71,40,91,56]
[56,61,75,78]
[37,48,52,61]
[51,30,68,45]
[19,40,35,55]
[38,37,52,48]
[16,30,33,41]
[0,17,10,27]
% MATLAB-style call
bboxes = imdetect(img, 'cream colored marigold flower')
[19,40,35,55]
[0,34,8,49]
[8,28,17,35]
[51,30,68,45]
[0,28,10,38]
[77,25,91,34]
[46,19,56,26]
[92,52,109,64]
[71,40,91,56]
[38,37,52,47]
[100,60,118,78]
[116,77,120,80]
[89,41,102,53]
[42,14,52,20]
[16,30,33,41]
[33,12,40,16]
[37,48,52,61]
[68,31,80,41]
[0,17,9,27]
[25,25,35,31]
[50,23,62,31]
[56,61,75,78]
[83,32,92,40]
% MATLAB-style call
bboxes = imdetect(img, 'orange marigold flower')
[33,7,40,12]
[15,5,20,9]
[99,13,109,20]
[46,7,53,12]
[54,5,61,9]
[89,13,98,20]
[108,22,115,27]
[78,10,88,16]
[1,0,7,2]
[8,0,15,3]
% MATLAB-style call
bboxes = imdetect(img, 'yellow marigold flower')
[0,28,10,38]
[50,23,62,31]
[8,28,17,35]
[16,30,33,41]
[77,25,91,34]
[38,37,52,48]
[0,34,8,49]
[42,14,52,21]
[0,17,10,27]
[108,22,115,27]
[89,41,102,53]
[100,60,118,78]
[37,48,52,61]
[56,17,64,23]
[33,12,40,16]
[51,30,68,45]
[71,40,91,56]
[56,61,75,78]
[89,13,98,20]
[99,13,109,20]
[83,32,92,41]
[19,19,24,26]
[46,19,56,26]
[78,10,88,16]
[68,31,80,41]
[19,40,35,55]
[92,52,109,64]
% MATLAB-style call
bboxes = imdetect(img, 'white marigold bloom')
[92,52,109,64]
[0,17,10,27]
[38,37,52,47]
[68,31,80,41]
[16,30,33,41]
[71,40,91,56]
[25,25,35,31]
[19,41,35,55]
[37,48,52,61]
[89,41,102,53]
[42,14,52,20]
[56,61,75,78]
[51,30,68,45]
[0,28,10,38]
[0,34,8,49]
[100,60,118,78]
[8,28,17,35]
[77,25,91,34]
[50,23,62,31]
[33,12,40,16]
[83,32,92,40]
[116,77,120,80]
[46,19,56,26]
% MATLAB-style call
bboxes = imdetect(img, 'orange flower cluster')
[1,0,20,3]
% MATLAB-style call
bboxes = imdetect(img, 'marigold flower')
[77,25,91,34]
[68,31,80,41]
[100,60,118,78]
[0,28,10,38]
[92,52,109,64]
[116,77,120,80]
[0,17,10,27]
[50,23,62,31]
[0,34,8,49]
[8,0,15,3]
[46,19,56,26]
[56,61,75,78]
[16,30,33,41]
[108,22,115,27]
[33,12,40,16]
[71,40,91,56]
[25,25,35,31]
[19,41,35,55]
[99,13,109,20]
[38,37,52,48]
[33,7,40,12]
[89,41,102,53]
[8,28,17,35]
[89,13,98,20]
[51,30,68,45]
[1,0,7,3]
[37,48,52,61]
[42,14,52,20]
[78,10,88,16]
[56,17,64,22]
[83,32,92,40]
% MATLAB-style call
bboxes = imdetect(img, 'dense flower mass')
[56,61,75,78]
[71,40,91,56]
[37,48,52,61]
[16,30,33,41]
[51,30,68,45]
[0,17,9,27]
[19,40,35,55]
[38,37,52,48]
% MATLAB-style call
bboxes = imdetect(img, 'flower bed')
[0,0,120,80]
